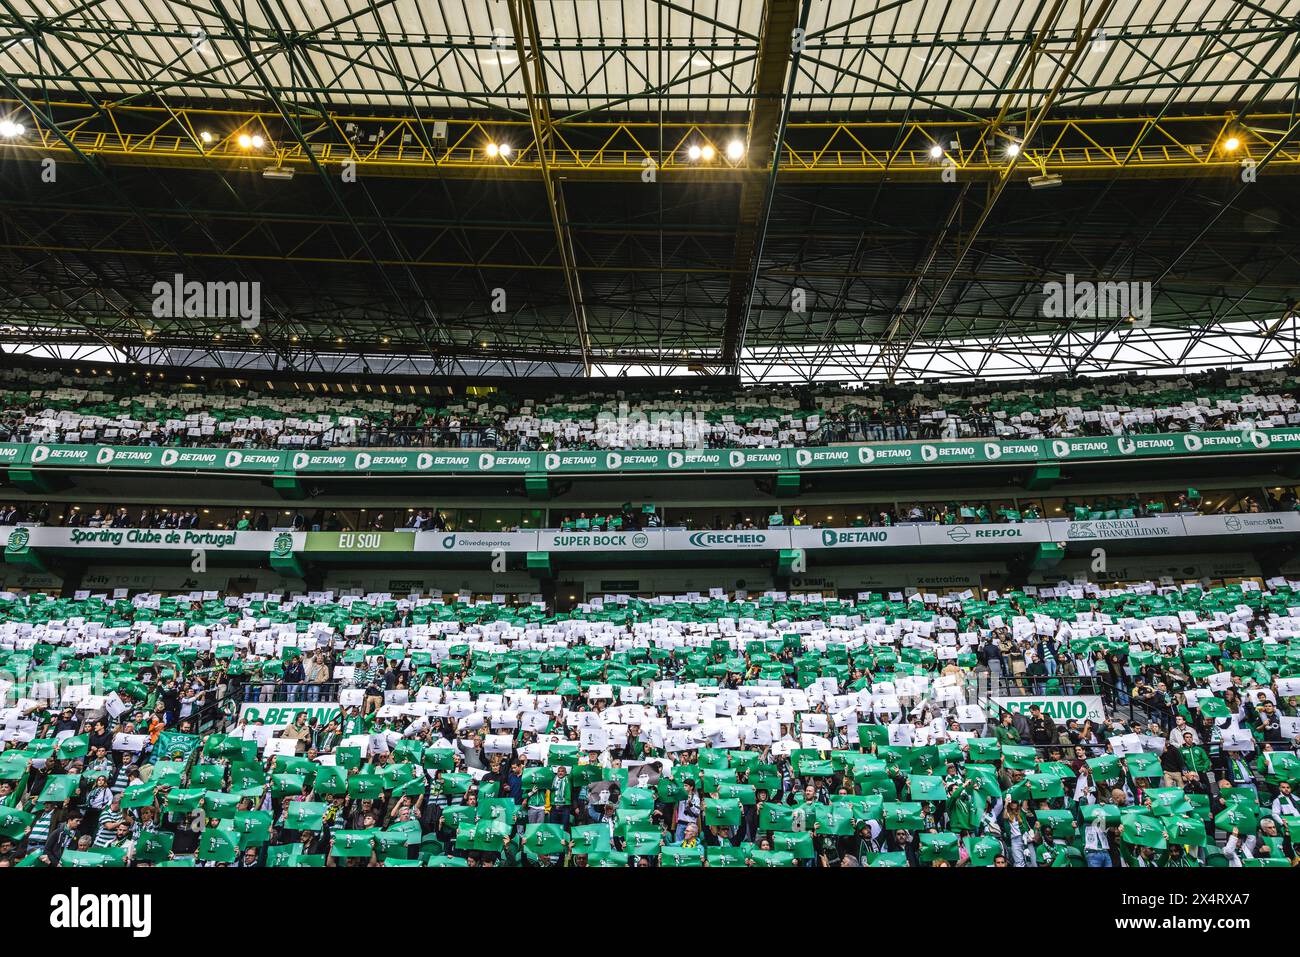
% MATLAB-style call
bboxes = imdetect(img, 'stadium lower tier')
[0,582,1296,868]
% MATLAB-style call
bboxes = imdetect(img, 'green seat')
[576,519,590,530]
[1117,507,1136,519]
[1072,507,1090,521]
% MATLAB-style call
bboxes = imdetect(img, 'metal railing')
[230,679,342,704]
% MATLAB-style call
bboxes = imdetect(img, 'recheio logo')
[687,532,766,547]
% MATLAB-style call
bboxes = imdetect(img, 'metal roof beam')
[507,0,592,375]
[720,0,808,368]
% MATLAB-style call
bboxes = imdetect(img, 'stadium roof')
[0,0,1298,382]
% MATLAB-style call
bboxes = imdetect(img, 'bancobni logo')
[50,887,152,937]
[151,273,261,329]
[1223,516,1242,532]
[1041,274,1152,326]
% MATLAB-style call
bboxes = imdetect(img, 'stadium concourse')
[0,580,1297,868]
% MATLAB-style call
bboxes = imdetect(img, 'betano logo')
[479,453,495,470]
[821,529,889,546]
[50,888,151,937]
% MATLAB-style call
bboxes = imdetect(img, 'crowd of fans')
[0,579,1296,868]
[2,489,1296,535]
[1,365,1295,453]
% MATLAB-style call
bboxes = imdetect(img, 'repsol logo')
[687,532,766,547]
[50,888,151,937]
[821,529,888,546]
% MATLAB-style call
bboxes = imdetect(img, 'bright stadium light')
[251,134,264,148]
[497,143,512,157]
[929,144,944,159]
[0,119,26,138]
[1223,136,1240,152]
[485,142,499,157]
[1006,142,1020,157]
[726,139,745,161]
[199,130,213,144]
[687,144,702,161]
[700,144,715,161]
[237,133,252,148]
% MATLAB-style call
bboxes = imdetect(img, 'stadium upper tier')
[0,581,1296,868]
[1,366,1295,452]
